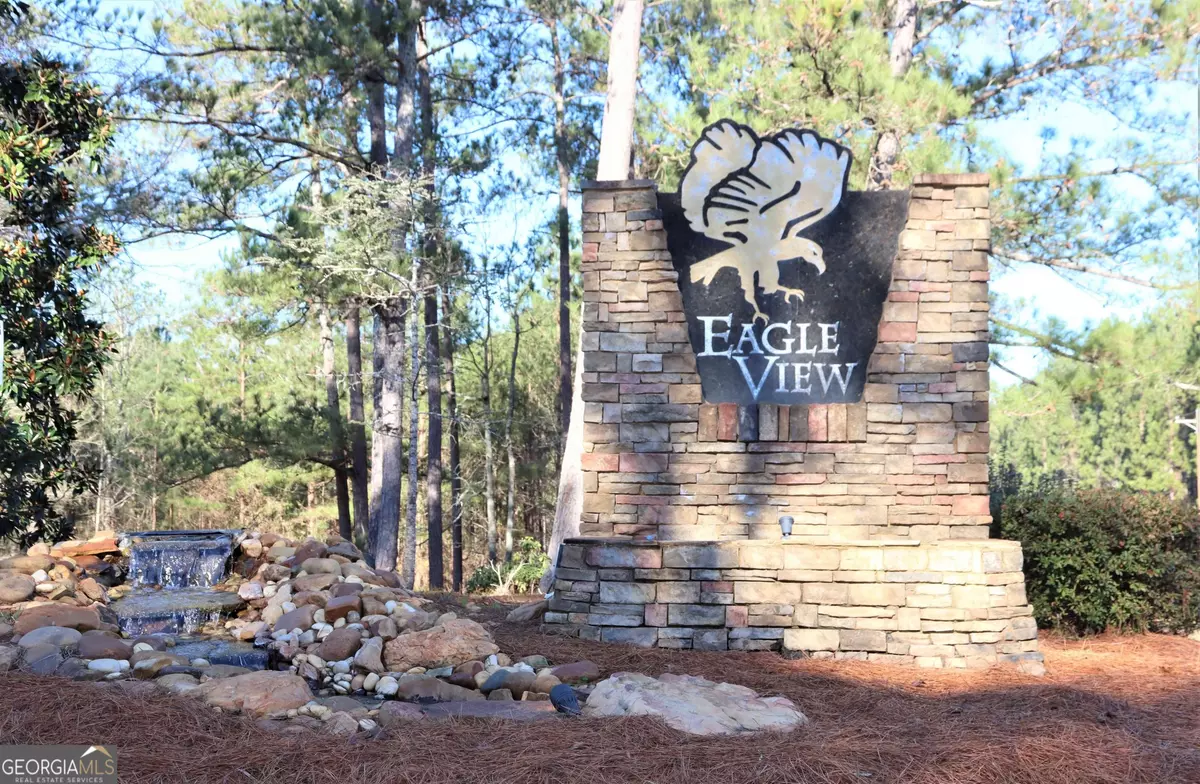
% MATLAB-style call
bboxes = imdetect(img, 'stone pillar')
[578,179,700,539]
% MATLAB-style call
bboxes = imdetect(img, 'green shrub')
[465,537,549,595]
[999,485,1200,635]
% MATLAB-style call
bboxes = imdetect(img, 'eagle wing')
[680,120,758,240]
[747,130,851,239]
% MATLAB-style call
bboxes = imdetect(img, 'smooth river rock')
[583,672,808,736]
[382,619,498,672]
[194,670,312,717]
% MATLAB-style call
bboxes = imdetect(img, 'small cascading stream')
[128,538,232,588]
[114,532,242,636]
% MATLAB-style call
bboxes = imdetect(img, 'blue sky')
[104,2,1197,386]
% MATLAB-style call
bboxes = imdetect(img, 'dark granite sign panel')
[660,120,909,405]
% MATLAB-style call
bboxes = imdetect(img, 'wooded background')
[2,0,1197,590]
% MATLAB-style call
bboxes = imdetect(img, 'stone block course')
[546,538,1041,671]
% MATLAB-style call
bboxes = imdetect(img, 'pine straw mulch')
[1,622,1198,784]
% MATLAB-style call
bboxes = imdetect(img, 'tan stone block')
[803,583,849,604]
[839,548,884,571]
[848,583,906,606]
[783,547,841,570]
[739,547,783,569]
[901,230,937,250]
[883,548,928,571]
[947,463,988,483]
[951,585,991,609]
[783,628,839,651]
[826,404,847,442]
[583,192,613,213]
[839,629,887,652]
[734,582,801,604]
[954,187,989,209]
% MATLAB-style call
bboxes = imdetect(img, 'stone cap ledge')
[913,173,990,187]
[580,178,657,191]
[562,536,1020,549]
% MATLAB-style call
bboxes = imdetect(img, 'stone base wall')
[544,538,1043,672]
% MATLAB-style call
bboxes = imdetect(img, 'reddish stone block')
[698,404,718,441]
[878,322,918,342]
[808,405,828,442]
[952,496,990,516]
[725,606,749,628]
[717,403,738,441]
[581,453,619,472]
[645,604,668,627]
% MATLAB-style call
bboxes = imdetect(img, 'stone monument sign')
[545,121,1043,672]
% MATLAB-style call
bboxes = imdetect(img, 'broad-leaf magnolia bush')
[0,56,116,545]
[1000,487,1200,635]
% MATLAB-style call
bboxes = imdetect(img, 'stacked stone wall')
[579,174,993,541]
[544,538,1042,672]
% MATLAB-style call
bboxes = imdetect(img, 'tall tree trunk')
[368,312,385,562]
[550,12,573,458]
[367,0,416,569]
[504,307,522,564]
[545,0,644,589]
[320,304,352,539]
[869,0,917,190]
[364,0,389,171]
[344,306,370,547]
[371,307,405,571]
[595,0,644,179]
[441,288,463,590]
[404,278,421,590]
[418,16,443,589]
[482,289,498,564]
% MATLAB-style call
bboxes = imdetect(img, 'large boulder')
[298,557,341,576]
[293,541,328,563]
[257,563,291,582]
[0,555,55,575]
[13,604,102,635]
[0,574,35,604]
[195,671,312,717]
[383,619,499,672]
[17,626,82,649]
[323,594,360,623]
[55,539,119,558]
[506,600,547,623]
[316,627,363,662]
[292,573,338,593]
[20,643,63,675]
[352,637,385,674]
[393,675,485,703]
[273,605,317,633]
[326,541,362,560]
[549,660,601,684]
[583,673,808,736]
[77,631,134,660]
[340,562,382,584]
